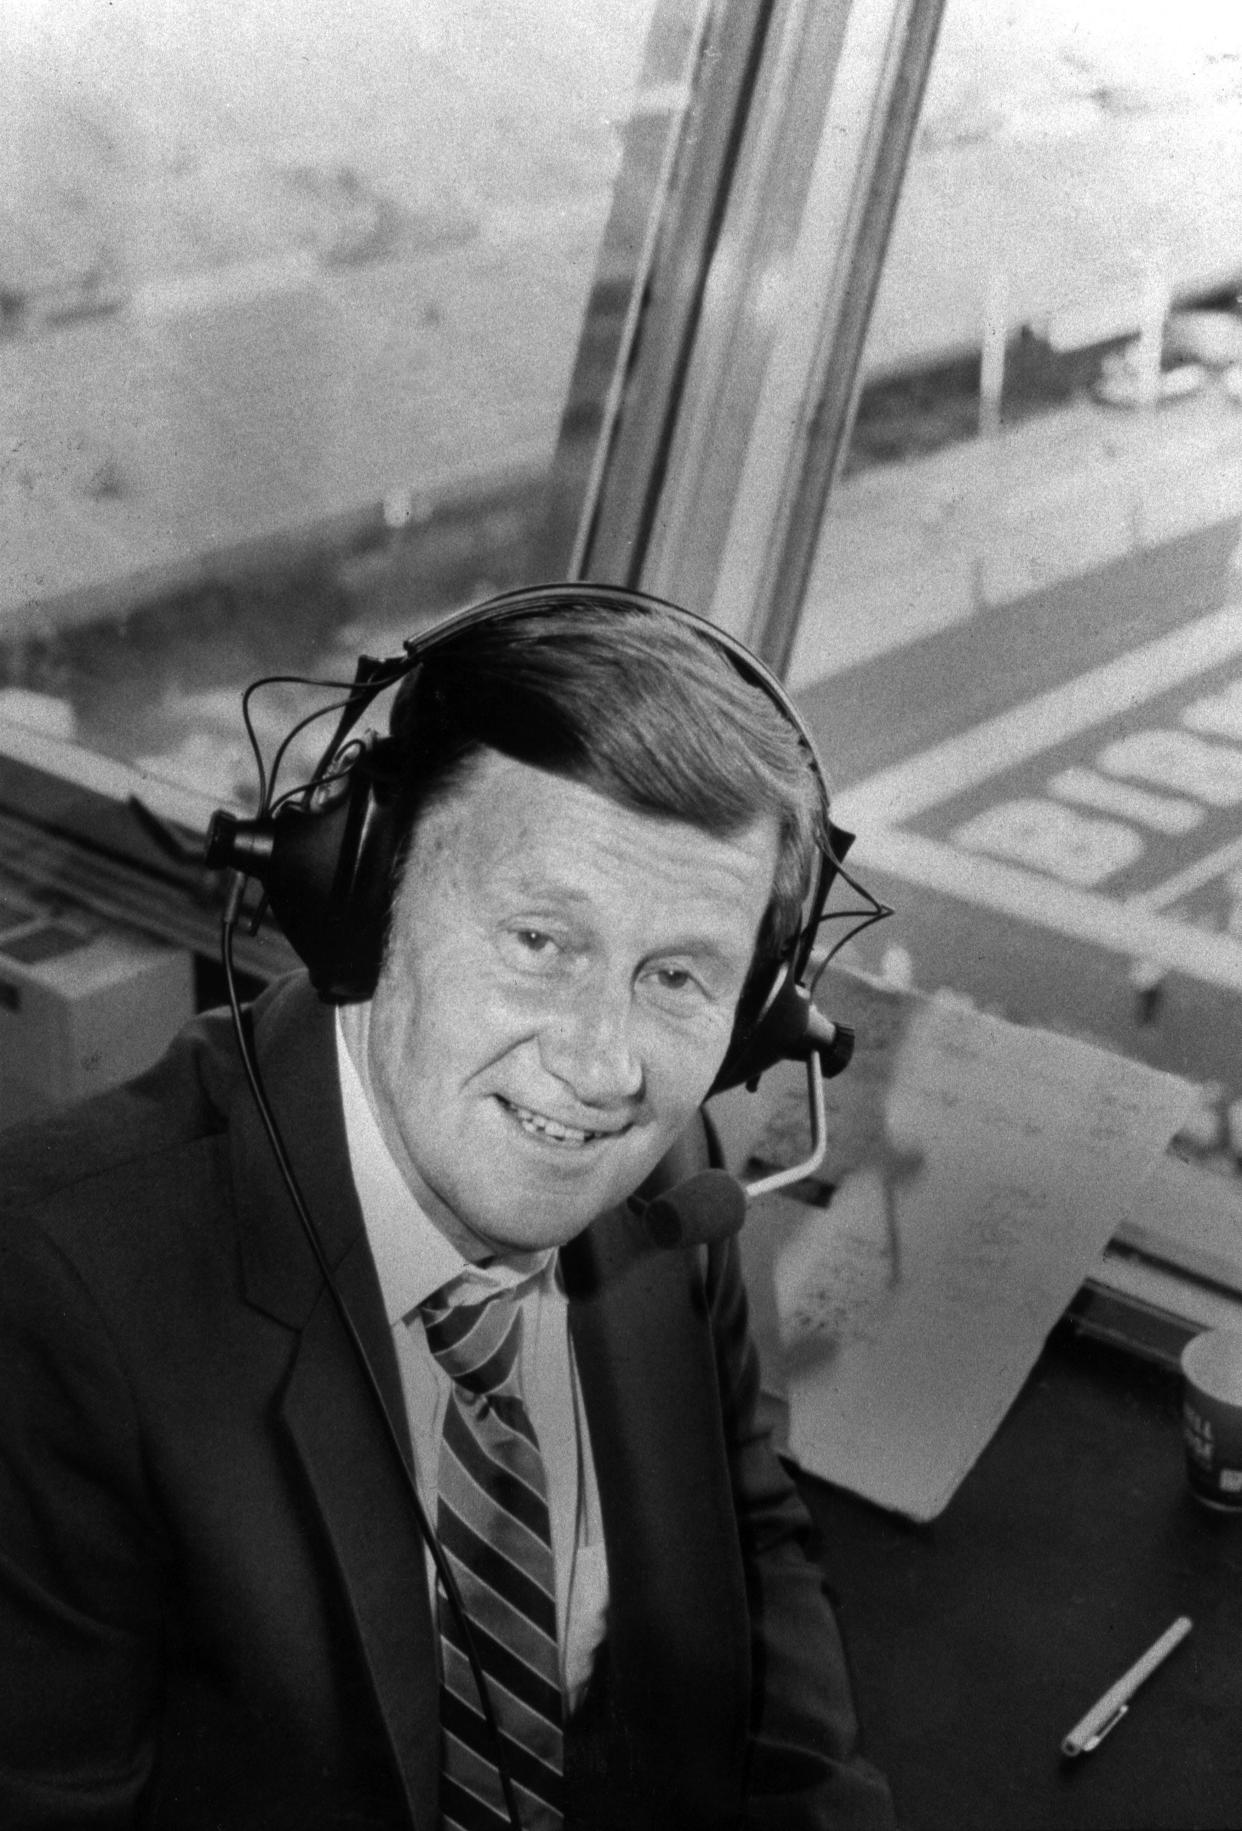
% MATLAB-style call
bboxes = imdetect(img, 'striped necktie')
[421,1280,564,1831]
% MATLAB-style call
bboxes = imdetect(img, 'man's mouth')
[498,1097,624,1148]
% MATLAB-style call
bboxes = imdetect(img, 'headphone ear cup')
[710,959,798,1095]
[711,965,854,1097]
[258,752,401,1002]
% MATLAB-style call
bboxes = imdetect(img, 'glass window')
[0,0,703,823]
[785,0,1242,1281]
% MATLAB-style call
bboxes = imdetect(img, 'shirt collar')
[333,1010,554,1324]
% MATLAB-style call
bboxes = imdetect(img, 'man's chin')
[467,1195,630,1258]
[442,1116,684,1254]
[460,1172,659,1258]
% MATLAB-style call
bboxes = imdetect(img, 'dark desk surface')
[800,1321,1242,1831]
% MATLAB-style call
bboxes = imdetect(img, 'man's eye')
[498,927,570,978]
[648,965,705,1000]
[512,929,558,956]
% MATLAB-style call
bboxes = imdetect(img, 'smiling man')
[351,751,777,1256]
[0,593,895,1831]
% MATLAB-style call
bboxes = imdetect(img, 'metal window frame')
[575,0,946,673]
[537,0,780,582]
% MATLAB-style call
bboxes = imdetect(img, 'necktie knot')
[421,1282,521,1401]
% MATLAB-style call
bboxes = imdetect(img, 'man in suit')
[0,593,896,1830]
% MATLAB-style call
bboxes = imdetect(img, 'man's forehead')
[420,753,779,917]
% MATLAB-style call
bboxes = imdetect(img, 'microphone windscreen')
[642,1169,746,1249]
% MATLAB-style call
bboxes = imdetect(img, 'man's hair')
[386,600,828,967]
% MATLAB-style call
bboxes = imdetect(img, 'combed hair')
[387,600,828,966]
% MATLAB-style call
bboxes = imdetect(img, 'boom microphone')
[630,1169,747,1249]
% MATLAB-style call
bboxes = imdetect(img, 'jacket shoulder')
[0,1002,241,1227]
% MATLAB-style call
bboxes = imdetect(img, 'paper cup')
[1180,1328,1242,1511]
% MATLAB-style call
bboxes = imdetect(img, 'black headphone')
[205,582,871,1094]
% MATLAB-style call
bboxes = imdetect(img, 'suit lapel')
[226,976,440,1827]
[281,1246,440,1829]
[564,1205,752,1822]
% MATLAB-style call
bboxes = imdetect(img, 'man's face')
[356,750,778,1257]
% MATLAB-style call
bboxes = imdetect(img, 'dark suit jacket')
[0,974,894,1830]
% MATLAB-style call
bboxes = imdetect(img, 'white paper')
[721,970,1197,1520]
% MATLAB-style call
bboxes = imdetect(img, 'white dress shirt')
[334,1015,609,1708]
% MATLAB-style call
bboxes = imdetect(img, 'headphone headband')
[321,583,829,807]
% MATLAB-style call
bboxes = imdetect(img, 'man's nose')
[538,980,643,1105]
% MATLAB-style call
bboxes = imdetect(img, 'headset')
[206,581,892,1193]
[203,582,892,1828]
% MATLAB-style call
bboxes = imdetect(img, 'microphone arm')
[630,1001,850,1244]
[742,999,849,1200]
[743,1053,828,1200]
[626,1044,834,1250]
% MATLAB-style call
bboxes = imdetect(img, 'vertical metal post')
[747,0,947,675]
[540,0,779,586]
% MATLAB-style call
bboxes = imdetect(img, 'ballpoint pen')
[1061,1616,1193,1758]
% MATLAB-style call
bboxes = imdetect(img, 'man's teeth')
[508,1101,598,1145]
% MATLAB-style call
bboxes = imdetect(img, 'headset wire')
[219,875,526,1831]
